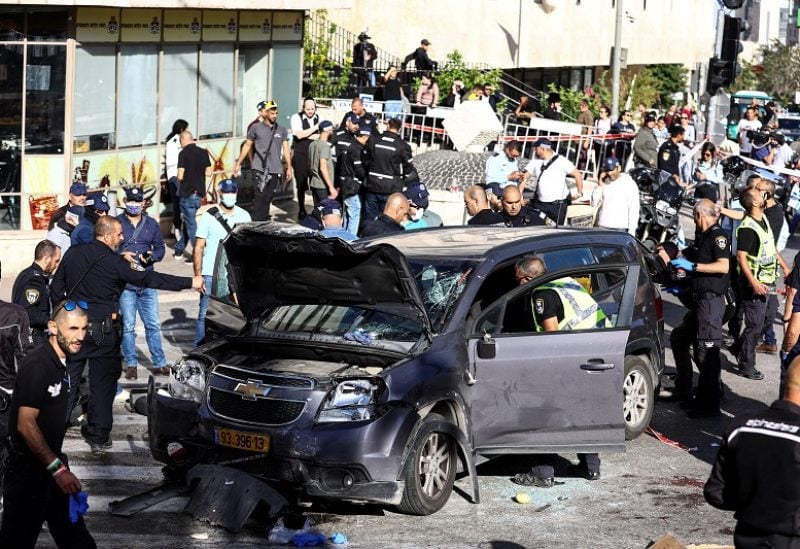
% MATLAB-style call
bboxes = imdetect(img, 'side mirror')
[477,332,496,359]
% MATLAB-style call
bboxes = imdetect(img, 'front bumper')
[147,381,418,506]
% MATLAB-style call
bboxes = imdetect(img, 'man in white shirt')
[591,157,640,235]
[737,107,763,158]
[527,137,583,225]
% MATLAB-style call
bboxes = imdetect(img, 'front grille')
[209,388,306,425]
[213,365,313,389]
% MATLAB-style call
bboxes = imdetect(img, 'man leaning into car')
[511,254,605,486]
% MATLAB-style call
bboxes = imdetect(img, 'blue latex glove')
[330,532,348,545]
[68,491,89,524]
[671,257,695,272]
[662,286,681,296]
[343,331,372,345]
[292,532,327,547]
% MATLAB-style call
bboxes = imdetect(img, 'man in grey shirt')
[233,100,293,220]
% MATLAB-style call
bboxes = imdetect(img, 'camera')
[140,251,154,266]
[746,129,785,147]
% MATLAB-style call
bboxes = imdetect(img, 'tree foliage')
[435,50,505,109]
[303,11,351,98]
[647,64,688,107]
[757,40,800,103]
[728,59,760,95]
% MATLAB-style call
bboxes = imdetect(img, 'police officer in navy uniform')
[50,216,204,452]
[670,199,731,417]
[500,185,553,228]
[705,357,800,547]
[657,124,685,183]
[12,240,61,347]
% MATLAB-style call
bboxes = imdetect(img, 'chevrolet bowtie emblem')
[233,380,271,400]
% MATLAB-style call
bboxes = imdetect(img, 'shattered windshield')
[407,259,477,331]
[260,304,424,348]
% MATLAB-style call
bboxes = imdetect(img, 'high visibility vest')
[736,215,777,284]
[532,277,611,331]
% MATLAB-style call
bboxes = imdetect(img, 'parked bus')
[727,90,773,140]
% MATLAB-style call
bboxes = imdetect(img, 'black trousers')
[168,176,181,231]
[738,291,768,370]
[70,322,122,445]
[292,150,310,215]
[695,294,725,410]
[0,456,96,549]
[532,199,568,225]
[252,171,280,221]
[670,309,697,396]
[734,522,800,549]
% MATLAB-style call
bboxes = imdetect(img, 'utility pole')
[610,0,624,120]
[705,9,726,141]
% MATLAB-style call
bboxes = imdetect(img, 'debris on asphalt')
[267,517,314,544]
[190,532,209,540]
[646,427,697,452]
[514,491,531,504]
[534,504,551,513]
[291,532,327,546]
[329,532,348,545]
[647,533,734,549]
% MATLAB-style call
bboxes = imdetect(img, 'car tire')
[623,355,654,440]
[397,413,457,516]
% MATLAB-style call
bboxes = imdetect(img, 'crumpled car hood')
[223,223,432,335]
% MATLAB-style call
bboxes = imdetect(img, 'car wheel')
[398,413,457,516]
[623,355,654,440]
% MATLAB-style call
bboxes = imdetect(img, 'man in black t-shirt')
[175,130,212,260]
[463,185,504,226]
[669,199,731,416]
[0,302,96,548]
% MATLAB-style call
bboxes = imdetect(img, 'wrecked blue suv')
[147,224,664,515]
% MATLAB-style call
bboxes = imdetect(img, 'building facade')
[0,1,348,234]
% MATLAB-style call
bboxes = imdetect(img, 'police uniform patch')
[715,236,728,250]
[535,298,544,315]
[130,262,145,272]
[25,288,40,304]
[661,151,671,161]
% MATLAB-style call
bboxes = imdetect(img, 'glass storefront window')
[74,45,116,152]
[0,12,24,41]
[0,45,23,195]
[26,9,68,41]
[25,44,66,154]
[198,44,233,139]
[118,44,158,148]
[162,44,198,139]
[271,45,302,129]
[237,45,269,136]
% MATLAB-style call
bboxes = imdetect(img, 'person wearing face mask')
[192,179,251,347]
[117,187,169,381]
[71,194,109,246]
[12,240,61,348]
[403,182,443,230]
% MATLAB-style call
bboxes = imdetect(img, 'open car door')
[467,263,637,455]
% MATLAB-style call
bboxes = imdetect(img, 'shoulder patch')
[130,262,145,272]
[25,288,40,305]
[535,298,544,315]
[715,236,728,250]
[661,150,671,161]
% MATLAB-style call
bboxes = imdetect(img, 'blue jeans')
[344,194,362,235]
[363,192,388,225]
[384,100,404,120]
[176,195,201,255]
[120,287,167,369]
[194,275,213,347]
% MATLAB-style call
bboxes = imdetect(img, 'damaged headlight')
[317,379,381,423]
[168,358,206,403]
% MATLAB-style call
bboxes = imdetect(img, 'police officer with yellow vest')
[514,255,607,484]
[670,199,731,417]
[734,187,790,381]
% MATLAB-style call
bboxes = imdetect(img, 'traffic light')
[707,15,746,94]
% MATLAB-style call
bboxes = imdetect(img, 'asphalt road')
[27,211,795,549]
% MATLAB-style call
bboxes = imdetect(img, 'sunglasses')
[56,300,88,314]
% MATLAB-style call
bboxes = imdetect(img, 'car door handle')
[580,359,615,371]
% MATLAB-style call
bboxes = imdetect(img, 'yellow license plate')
[215,428,270,454]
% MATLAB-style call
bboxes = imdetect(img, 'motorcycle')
[630,166,684,250]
